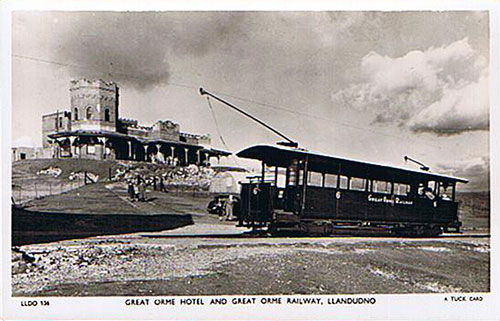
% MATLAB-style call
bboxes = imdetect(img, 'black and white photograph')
[2,2,499,320]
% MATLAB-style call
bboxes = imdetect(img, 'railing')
[157,185,210,199]
[11,173,93,206]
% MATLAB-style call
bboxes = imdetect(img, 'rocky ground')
[12,159,216,205]
[12,215,490,296]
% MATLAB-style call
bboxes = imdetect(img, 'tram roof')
[236,144,468,184]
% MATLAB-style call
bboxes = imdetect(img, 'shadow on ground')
[140,230,490,239]
[12,205,193,246]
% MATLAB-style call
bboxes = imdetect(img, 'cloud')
[331,38,489,135]
[14,12,245,90]
[408,75,489,134]
[436,156,490,191]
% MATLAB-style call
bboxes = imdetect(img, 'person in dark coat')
[159,176,165,192]
[127,179,135,201]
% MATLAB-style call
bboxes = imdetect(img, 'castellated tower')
[70,79,119,132]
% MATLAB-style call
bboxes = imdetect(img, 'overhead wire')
[205,96,240,166]
[206,97,230,151]
[12,53,482,159]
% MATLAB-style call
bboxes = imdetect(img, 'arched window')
[86,106,93,120]
[74,108,78,120]
[104,108,110,122]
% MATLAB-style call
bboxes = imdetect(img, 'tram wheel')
[427,225,443,237]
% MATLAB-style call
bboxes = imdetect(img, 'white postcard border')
[1,0,499,320]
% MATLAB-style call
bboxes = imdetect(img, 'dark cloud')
[14,12,246,90]
[436,156,490,191]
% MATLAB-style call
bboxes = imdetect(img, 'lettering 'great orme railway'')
[367,195,414,205]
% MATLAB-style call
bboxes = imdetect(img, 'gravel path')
[12,218,489,296]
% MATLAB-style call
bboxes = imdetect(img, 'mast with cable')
[199,88,299,148]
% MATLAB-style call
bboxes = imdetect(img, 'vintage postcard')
[1,0,499,320]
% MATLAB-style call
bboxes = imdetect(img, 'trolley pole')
[199,88,299,148]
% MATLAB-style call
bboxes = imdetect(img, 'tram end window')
[418,181,437,200]
[439,182,452,200]
[350,177,366,191]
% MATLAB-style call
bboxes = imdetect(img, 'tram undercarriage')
[239,212,462,237]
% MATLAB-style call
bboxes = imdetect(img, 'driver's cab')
[416,180,456,203]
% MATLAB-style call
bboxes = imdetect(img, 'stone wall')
[70,79,119,132]
[42,111,71,148]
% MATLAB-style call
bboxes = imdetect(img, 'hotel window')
[105,108,110,122]
[86,106,93,120]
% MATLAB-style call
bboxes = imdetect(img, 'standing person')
[225,195,235,221]
[134,175,142,201]
[138,179,146,202]
[159,176,165,192]
[127,179,135,201]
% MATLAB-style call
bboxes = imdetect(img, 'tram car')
[235,145,467,236]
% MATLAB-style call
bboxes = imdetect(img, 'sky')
[11,11,490,191]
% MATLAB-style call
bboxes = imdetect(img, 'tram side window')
[339,175,349,189]
[350,177,366,191]
[428,181,437,193]
[418,182,436,200]
[394,183,410,196]
[372,180,392,194]
[308,171,323,187]
[324,174,338,188]
[439,182,453,200]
